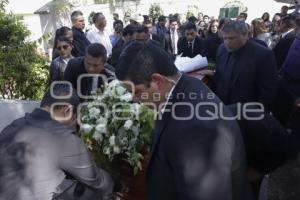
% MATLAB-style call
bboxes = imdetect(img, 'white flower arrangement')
[80,80,155,174]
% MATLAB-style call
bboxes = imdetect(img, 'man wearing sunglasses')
[177,22,206,58]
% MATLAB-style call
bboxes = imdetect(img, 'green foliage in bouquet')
[80,80,155,175]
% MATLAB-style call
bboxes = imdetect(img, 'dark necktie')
[188,42,193,56]
[223,53,236,104]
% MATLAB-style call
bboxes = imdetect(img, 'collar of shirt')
[188,39,195,47]
[62,57,71,64]
[282,28,295,38]
[160,74,182,114]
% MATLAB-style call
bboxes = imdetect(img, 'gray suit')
[0,108,114,200]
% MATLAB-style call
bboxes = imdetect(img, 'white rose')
[124,120,133,130]
[120,93,132,102]
[132,125,139,136]
[113,145,121,154]
[81,124,93,134]
[96,117,107,125]
[109,135,116,146]
[104,147,111,155]
[93,132,103,141]
[131,103,141,115]
[116,85,126,96]
[95,124,107,134]
[108,80,119,88]
[103,88,112,97]
[89,107,100,119]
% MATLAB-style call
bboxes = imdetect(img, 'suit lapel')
[148,75,186,164]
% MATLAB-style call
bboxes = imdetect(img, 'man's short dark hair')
[41,83,80,112]
[113,20,123,29]
[184,22,197,31]
[188,16,197,23]
[137,25,149,33]
[158,15,166,22]
[122,24,138,37]
[92,12,104,24]
[222,21,248,35]
[169,17,177,24]
[239,12,248,19]
[85,43,107,61]
[116,41,178,85]
[71,10,83,22]
[57,36,73,46]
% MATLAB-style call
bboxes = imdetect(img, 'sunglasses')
[57,45,70,51]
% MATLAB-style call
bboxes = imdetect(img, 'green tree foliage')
[0,3,49,100]
[149,3,164,23]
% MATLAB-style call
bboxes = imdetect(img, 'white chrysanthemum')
[108,80,120,88]
[104,147,111,155]
[109,135,116,146]
[113,145,121,154]
[132,125,139,136]
[124,120,133,130]
[131,103,141,115]
[93,132,103,141]
[95,124,107,134]
[103,89,113,97]
[116,85,127,96]
[89,107,100,119]
[96,117,107,125]
[81,124,93,134]
[120,93,132,102]
[81,115,89,121]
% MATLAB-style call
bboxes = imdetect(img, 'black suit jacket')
[177,36,206,58]
[71,27,91,57]
[151,33,165,48]
[203,33,223,62]
[64,57,115,101]
[146,75,253,200]
[273,30,296,69]
[213,40,278,111]
[228,104,290,174]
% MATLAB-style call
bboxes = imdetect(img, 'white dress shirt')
[170,30,179,54]
[86,25,113,57]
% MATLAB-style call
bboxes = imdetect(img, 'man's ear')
[63,105,73,120]
[151,73,164,89]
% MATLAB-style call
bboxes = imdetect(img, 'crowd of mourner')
[1,1,300,200]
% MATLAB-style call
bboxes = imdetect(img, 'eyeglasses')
[57,45,70,51]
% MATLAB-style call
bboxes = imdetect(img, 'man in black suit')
[213,21,278,112]
[273,16,296,69]
[143,20,165,48]
[64,43,115,101]
[177,22,206,58]
[109,24,138,68]
[165,17,181,57]
[116,41,253,200]
[71,11,91,57]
